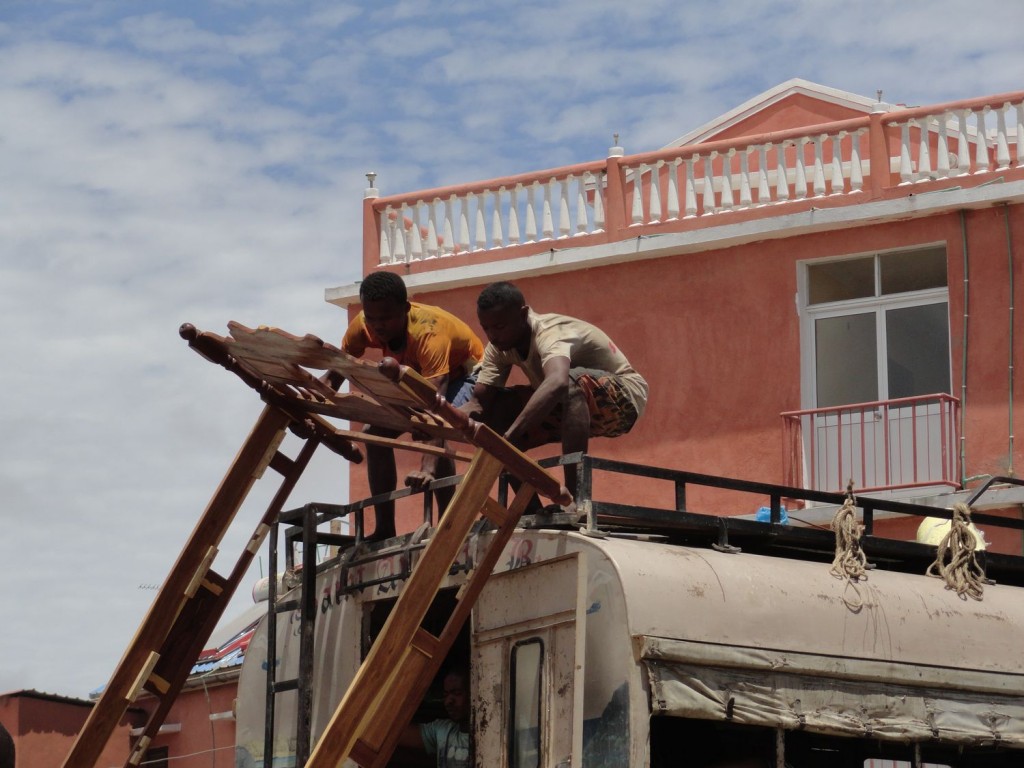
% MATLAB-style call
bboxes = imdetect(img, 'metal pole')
[263,523,279,768]
[296,508,318,764]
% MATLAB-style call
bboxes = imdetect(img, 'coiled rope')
[830,482,867,611]
[926,502,987,601]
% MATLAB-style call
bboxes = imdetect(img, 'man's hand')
[405,468,436,490]
[455,381,491,421]
[456,400,482,419]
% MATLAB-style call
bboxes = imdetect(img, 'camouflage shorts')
[502,368,639,444]
[566,368,640,437]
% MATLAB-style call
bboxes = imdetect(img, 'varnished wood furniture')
[62,323,569,768]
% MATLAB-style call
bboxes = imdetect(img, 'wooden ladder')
[61,323,570,767]
[304,362,571,768]
[61,406,319,768]
[306,449,538,767]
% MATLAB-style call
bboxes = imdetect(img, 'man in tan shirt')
[459,281,648,508]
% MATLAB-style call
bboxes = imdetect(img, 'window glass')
[886,302,950,398]
[808,256,874,304]
[815,313,878,407]
[880,246,947,295]
[809,247,947,306]
[510,639,543,768]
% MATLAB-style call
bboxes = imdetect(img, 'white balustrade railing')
[376,167,607,265]
[620,125,868,225]
[368,90,1024,267]
[887,97,1024,183]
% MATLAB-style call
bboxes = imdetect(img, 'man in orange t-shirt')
[342,271,483,540]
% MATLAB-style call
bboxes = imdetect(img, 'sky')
[1,0,1022,699]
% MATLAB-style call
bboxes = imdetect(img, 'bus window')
[510,638,543,768]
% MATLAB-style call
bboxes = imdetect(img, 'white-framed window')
[801,245,950,408]
[797,245,953,492]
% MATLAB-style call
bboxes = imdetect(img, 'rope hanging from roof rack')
[830,481,868,611]
[926,502,987,601]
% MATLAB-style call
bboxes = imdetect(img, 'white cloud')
[365,24,453,59]
[302,3,363,31]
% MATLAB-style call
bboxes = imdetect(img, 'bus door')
[473,552,586,768]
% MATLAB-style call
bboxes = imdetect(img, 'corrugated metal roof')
[187,601,267,678]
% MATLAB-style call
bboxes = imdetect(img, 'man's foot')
[518,501,581,528]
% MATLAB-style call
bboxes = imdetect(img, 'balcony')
[360,89,1024,275]
[781,393,960,495]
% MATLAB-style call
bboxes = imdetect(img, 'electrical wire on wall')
[1002,202,1023,556]
[959,209,970,486]
[202,676,217,768]
[1002,202,1016,476]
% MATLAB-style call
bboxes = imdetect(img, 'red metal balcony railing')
[781,393,960,495]
[362,89,1024,273]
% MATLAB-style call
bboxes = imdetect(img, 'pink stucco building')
[0,690,138,768]
[330,79,1024,550]
[8,600,261,766]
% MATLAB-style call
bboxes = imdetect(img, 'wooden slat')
[358,637,437,760]
[127,735,151,767]
[122,437,320,768]
[225,322,346,369]
[349,739,379,768]
[206,324,473,441]
[384,360,572,505]
[298,395,445,439]
[126,652,161,704]
[326,424,474,462]
[224,323,429,413]
[66,321,571,767]
[480,496,511,527]
[183,546,218,599]
[305,449,503,768]
[61,407,292,768]
[148,572,224,695]
[438,484,537,647]
[369,484,539,767]
[410,626,442,657]
[469,422,572,505]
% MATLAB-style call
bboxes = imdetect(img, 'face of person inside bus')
[442,671,470,725]
[362,297,410,352]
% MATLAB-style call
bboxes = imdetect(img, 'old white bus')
[234,459,1024,768]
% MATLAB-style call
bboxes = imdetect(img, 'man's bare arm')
[504,356,569,444]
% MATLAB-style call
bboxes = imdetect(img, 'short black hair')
[359,271,407,304]
[477,281,524,312]
[440,664,469,690]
